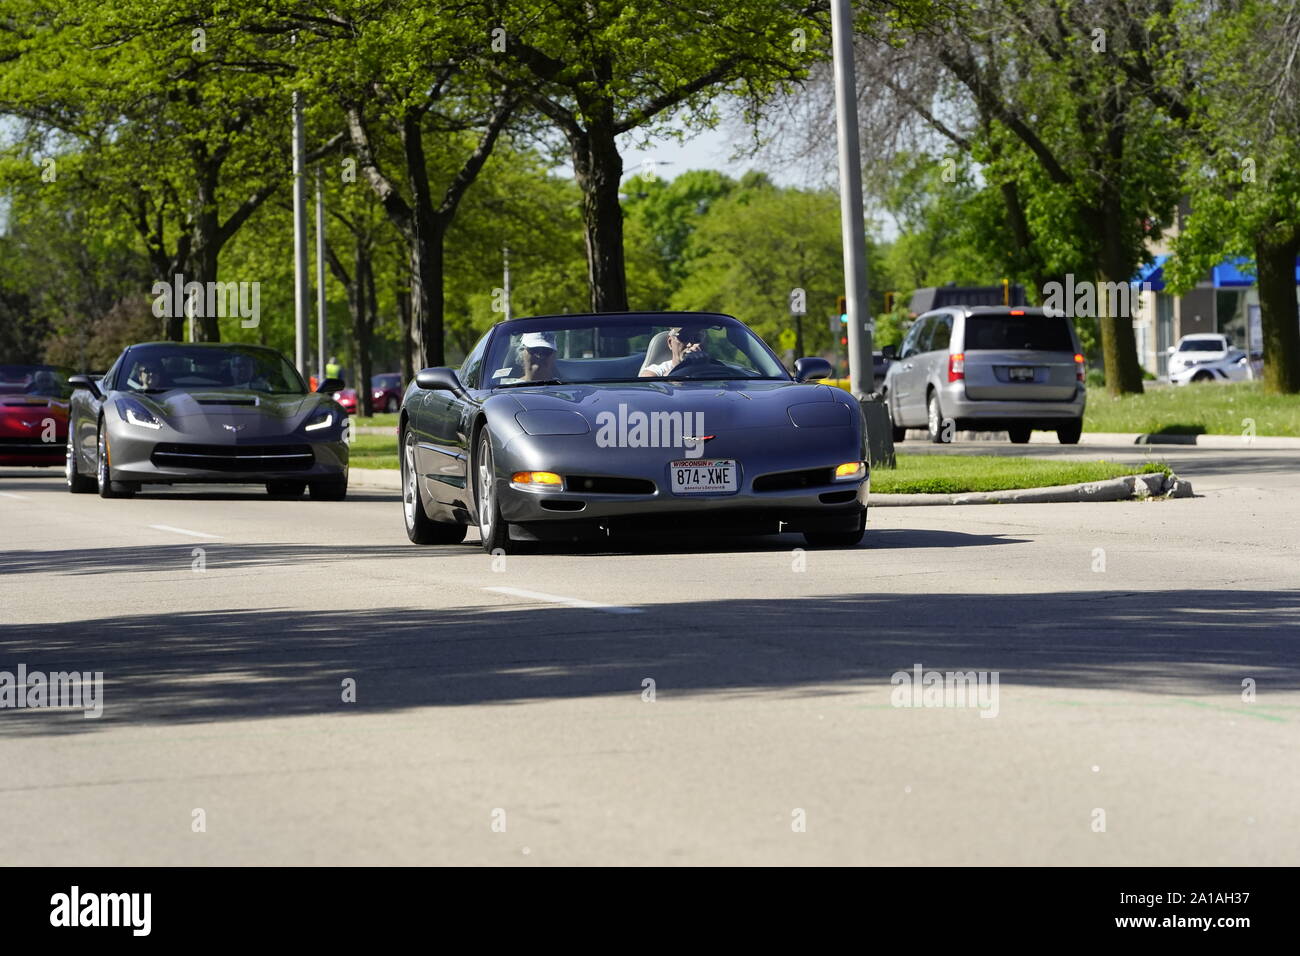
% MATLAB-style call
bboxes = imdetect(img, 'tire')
[1191,370,1214,383]
[926,392,950,444]
[1056,419,1083,445]
[386,397,399,413]
[1008,426,1032,444]
[308,474,348,500]
[266,480,306,498]
[402,426,467,545]
[66,431,95,494]
[95,425,135,499]
[892,425,907,442]
[804,510,867,548]
[473,426,513,554]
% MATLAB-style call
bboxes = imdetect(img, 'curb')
[870,471,1192,506]
[900,428,1299,449]
[350,467,401,490]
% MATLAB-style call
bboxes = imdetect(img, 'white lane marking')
[148,524,223,539]
[0,492,29,499]
[483,586,642,615]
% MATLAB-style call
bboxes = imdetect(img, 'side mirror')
[317,377,344,393]
[881,344,897,361]
[415,367,467,396]
[1165,346,1176,355]
[793,357,833,383]
[67,374,103,400]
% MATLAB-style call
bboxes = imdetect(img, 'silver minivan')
[882,306,1086,444]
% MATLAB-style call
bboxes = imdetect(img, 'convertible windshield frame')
[482,312,791,389]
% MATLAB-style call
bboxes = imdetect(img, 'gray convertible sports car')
[66,343,349,499]
[401,312,869,552]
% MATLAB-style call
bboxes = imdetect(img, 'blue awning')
[1131,254,1300,290]
[1133,254,1170,291]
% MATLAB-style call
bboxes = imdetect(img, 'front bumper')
[106,429,348,484]
[493,429,868,539]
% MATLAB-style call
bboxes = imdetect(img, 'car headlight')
[305,411,333,432]
[118,398,162,430]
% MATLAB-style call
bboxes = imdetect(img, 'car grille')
[151,442,315,472]
[752,467,834,492]
[564,475,656,495]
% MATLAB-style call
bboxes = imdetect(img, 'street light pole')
[831,0,874,398]
[315,166,327,382]
[292,88,310,377]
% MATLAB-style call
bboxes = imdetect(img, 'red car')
[371,373,402,413]
[0,364,74,466]
[333,387,359,415]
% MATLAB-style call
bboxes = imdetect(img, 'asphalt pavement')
[1,440,1297,865]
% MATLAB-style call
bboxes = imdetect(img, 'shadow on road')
[2,587,1296,736]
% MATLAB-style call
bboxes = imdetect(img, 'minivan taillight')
[948,352,965,382]
[1074,353,1085,382]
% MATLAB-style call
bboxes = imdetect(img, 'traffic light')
[837,295,848,324]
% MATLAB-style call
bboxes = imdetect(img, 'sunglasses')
[523,346,555,356]
[671,331,702,343]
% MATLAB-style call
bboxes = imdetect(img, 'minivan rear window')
[964,315,1074,352]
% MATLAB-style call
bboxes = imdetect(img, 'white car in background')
[1166,334,1257,385]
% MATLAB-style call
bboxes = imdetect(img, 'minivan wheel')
[1008,426,1032,444]
[926,392,950,443]
[1057,419,1083,445]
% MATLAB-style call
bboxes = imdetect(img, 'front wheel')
[96,426,135,498]
[804,511,866,548]
[402,427,467,545]
[66,432,95,493]
[473,427,512,554]
[308,475,348,500]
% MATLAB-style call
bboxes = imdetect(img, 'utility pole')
[831,0,874,398]
[315,166,327,381]
[832,0,894,466]
[503,245,511,321]
[292,85,310,378]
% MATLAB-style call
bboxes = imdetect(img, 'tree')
[669,175,862,360]
[491,0,823,311]
[1159,0,1300,393]
[0,0,341,342]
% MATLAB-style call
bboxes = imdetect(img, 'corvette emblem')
[222,424,245,433]
[20,420,41,428]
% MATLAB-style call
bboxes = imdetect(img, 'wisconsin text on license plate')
[670,459,737,494]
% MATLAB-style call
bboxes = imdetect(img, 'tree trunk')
[570,119,629,312]
[354,239,375,417]
[1255,228,1300,394]
[396,280,414,385]
[191,168,222,343]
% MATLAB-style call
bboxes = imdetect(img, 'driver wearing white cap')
[498,331,558,384]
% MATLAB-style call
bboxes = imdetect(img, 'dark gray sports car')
[66,343,349,499]
[401,312,868,552]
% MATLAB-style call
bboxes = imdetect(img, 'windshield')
[120,345,306,394]
[0,364,74,399]
[483,315,788,387]
[1178,339,1227,352]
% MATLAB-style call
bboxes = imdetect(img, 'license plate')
[670,459,737,494]
[1008,366,1036,381]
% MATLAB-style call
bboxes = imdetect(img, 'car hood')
[119,390,334,436]
[500,379,848,430]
